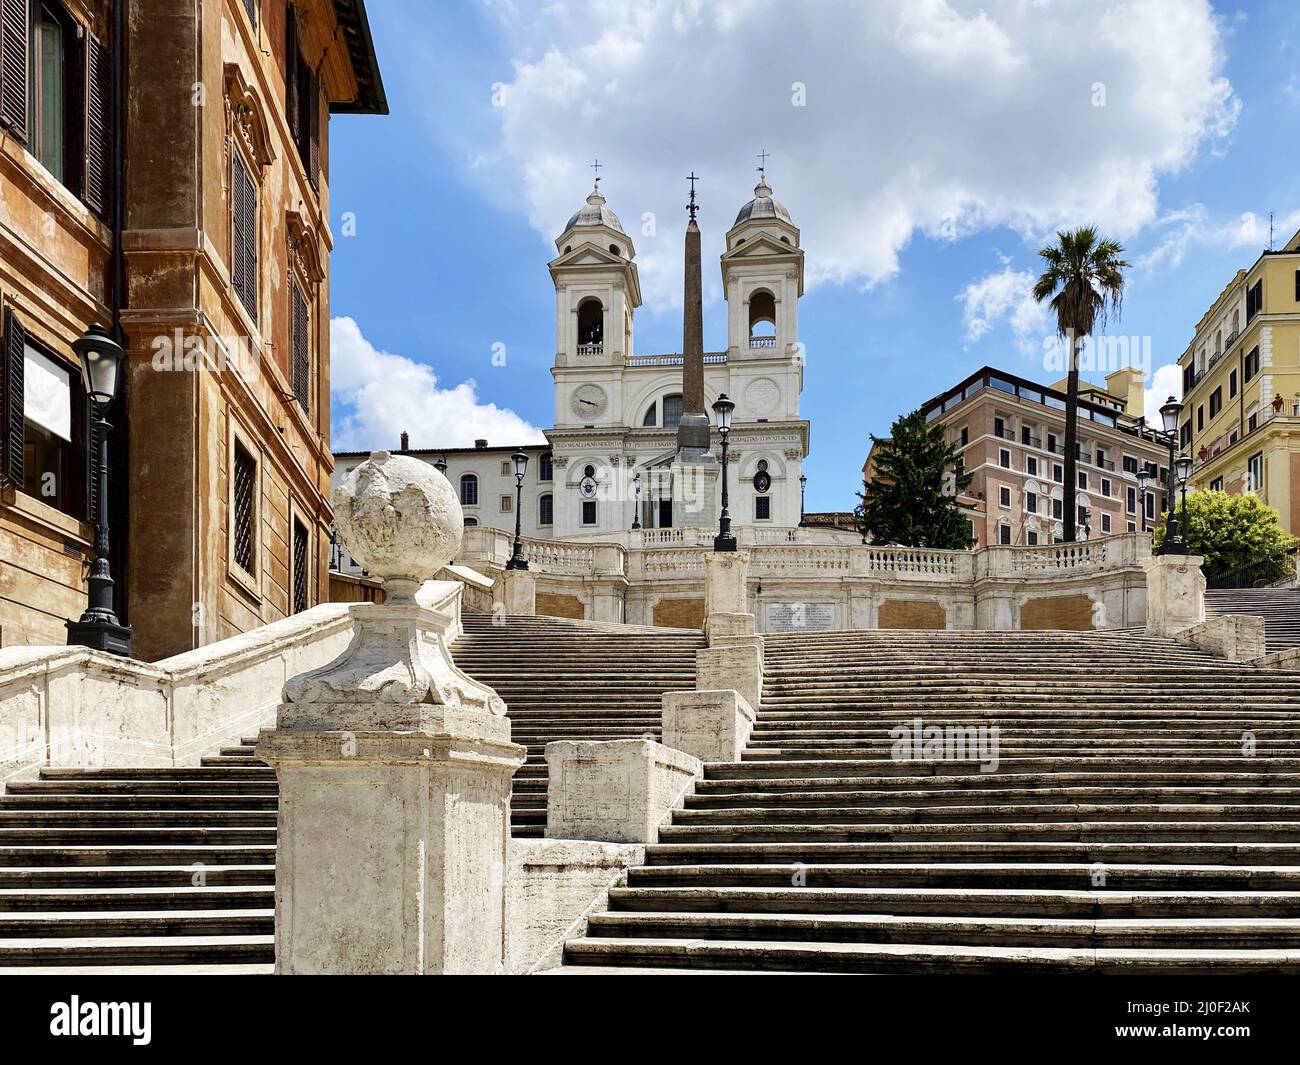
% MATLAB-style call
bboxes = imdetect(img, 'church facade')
[332,177,812,547]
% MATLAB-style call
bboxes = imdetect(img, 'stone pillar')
[545,739,702,843]
[697,634,764,709]
[498,569,536,616]
[1143,553,1206,637]
[703,551,753,642]
[257,451,525,974]
[662,688,756,762]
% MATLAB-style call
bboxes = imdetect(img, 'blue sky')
[327,0,1300,512]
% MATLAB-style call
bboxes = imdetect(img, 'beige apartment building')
[1178,227,1300,532]
[917,366,1169,547]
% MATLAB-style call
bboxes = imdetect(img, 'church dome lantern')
[734,180,791,226]
[564,188,626,235]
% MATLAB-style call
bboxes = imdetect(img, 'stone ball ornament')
[334,451,463,602]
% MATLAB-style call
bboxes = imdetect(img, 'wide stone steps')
[555,626,1300,973]
[0,934,274,967]
[1207,588,1300,654]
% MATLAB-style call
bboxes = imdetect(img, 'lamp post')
[799,473,808,527]
[1138,466,1151,534]
[1175,454,1192,553]
[505,449,529,570]
[1157,396,1186,554]
[711,393,736,552]
[67,323,132,656]
[631,473,642,530]
[434,454,448,477]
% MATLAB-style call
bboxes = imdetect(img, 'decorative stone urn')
[256,450,525,975]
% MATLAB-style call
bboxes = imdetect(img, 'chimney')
[399,430,410,452]
[475,438,488,449]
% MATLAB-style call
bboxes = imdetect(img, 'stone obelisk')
[676,172,711,460]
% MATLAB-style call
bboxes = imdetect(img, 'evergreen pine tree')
[857,410,974,548]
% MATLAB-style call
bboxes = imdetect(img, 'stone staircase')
[0,612,704,970]
[1207,587,1300,654]
[0,746,276,973]
[454,613,705,836]
[557,628,1300,974]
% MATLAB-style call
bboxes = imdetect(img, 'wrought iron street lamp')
[1175,454,1192,550]
[1138,466,1151,534]
[712,393,736,552]
[67,323,132,656]
[799,473,808,527]
[1157,396,1187,554]
[631,473,642,530]
[506,449,529,570]
[434,454,448,476]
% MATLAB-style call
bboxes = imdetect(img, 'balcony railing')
[749,336,777,349]
[994,427,1016,440]
[577,342,604,357]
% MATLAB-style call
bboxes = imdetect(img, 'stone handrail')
[0,581,466,782]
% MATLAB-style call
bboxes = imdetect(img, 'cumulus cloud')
[330,317,547,451]
[479,0,1237,308]
[957,264,1051,352]
[1139,206,1300,272]
[1144,362,1184,424]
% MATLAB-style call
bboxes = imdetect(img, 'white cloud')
[957,264,1050,352]
[1144,362,1184,424]
[1140,206,1300,272]
[476,0,1237,309]
[330,317,547,451]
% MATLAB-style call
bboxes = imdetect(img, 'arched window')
[642,402,657,426]
[749,290,776,341]
[539,452,553,481]
[459,473,478,506]
[577,298,604,347]
[538,493,553,526]
[662,394,683,429]
[464,517,478,527]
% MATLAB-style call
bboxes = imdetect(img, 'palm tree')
[1033,226,1130,542]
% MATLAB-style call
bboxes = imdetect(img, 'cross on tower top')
[756,148,770,181]
[686,171,700,221]
[590,157,603,188]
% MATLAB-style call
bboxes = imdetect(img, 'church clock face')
[570,384,608,420]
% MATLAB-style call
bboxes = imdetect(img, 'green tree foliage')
[1155,490,1296,583]
[857,410,974,549]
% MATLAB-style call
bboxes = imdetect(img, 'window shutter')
[306,68,320,191]
[285,6,299,145]
[292,283,309,410]
[231,154,247,309]
[241,164,258,321]
[1,307,25,487]
[0,0,29,141]
[82,32,111,217]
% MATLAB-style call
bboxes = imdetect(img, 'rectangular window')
[539,453,553,481]
[500,460,511,476]
[291,516,308,614]
[1127,521,1136,533]
[1210,477,1223,492]
[1027,529,1038,545]
[538,493,553,526]
[1229,368,1238,398]
[581,499,596,526]
[1026,491,1037,514]
[994,416,1005,438]
[500,494,512,513]
[1122,455,1138,475]
[1295,269,1300,303]
[999,524,1011,545]
[1196,405,1204,431]
[232,440,257,576]
[1244,346,1259,383]
[1246,279,1263,321]
[1052,498,1062,520]
[1101,513,1111,533]
[1026,456,1038,476]
[959,426,968,448]
[1180,421,1191,449]
[1248,451,1264,492]
[231,151,258,322]
[1078,505,1088,527]
[999,448,1011,469]
[242,0,258,28]
[1209,388,1221,418]
[1183,362,1196,393]
[1144,492,1155,520]
[285,5,320,190]
[1077,471,1087,489]
[998,485,1011,508]
[1101,477,1111,497]
[755,495,771,520]
[1047,433,1057,453]
[1052,463,1062,483]
[459,475,478,506]
[291,282,309,411]
[1126,486,1136,514]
